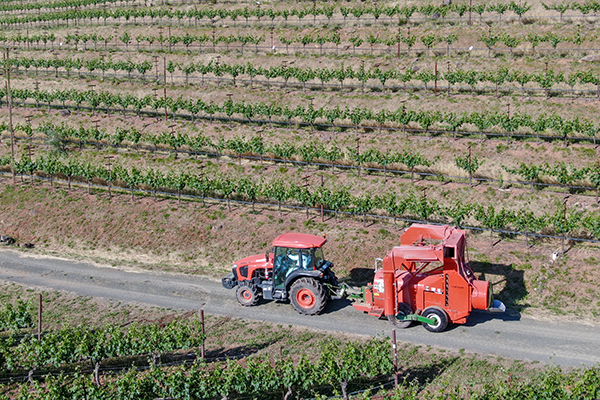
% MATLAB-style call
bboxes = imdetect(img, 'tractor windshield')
[304,247,325,269]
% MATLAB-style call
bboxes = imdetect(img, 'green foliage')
[544,162,588,193]
[455,153,484,186]
[549,204,581,236]
[503,163,544,191]
[0,300,35,331]
[445,202,474,228]
[0,319,204,372]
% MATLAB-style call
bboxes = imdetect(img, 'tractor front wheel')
[387,302,413,329]
[236,282,260,307]
[421,307,449,333]
[290,278,327,315]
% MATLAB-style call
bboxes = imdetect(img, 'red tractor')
[222,233,339,315]
[353,224,505,332]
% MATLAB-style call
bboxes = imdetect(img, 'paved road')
[1,248,599,368]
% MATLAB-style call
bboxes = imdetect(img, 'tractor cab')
[222,232,338,315]
[266,233,331,300]
[272,243,326,289]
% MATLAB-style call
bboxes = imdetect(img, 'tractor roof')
[272,233,327,249]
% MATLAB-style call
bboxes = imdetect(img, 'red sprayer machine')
[353,224,505,332]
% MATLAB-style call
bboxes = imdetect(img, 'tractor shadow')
[322,298,355,314]
[318,267,377,314]
[206,339,279,361]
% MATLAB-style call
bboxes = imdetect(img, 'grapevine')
[1,154,599,241]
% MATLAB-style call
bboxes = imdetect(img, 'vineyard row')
[13,68,600,102]
[5,28,598,55]
[2,354,600,400]
[2,88,600,144]
[7,30,600,62]
[1,343,599,400]
[0,338,394,400]
[0,0,230,6]
[4,122,600,196]
[2,154,599,242]
[0,1,597,29]
[6,56,600,100]
[0,0,124,13]
[0,0,284,10]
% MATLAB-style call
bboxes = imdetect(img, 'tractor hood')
[234,254,270,268]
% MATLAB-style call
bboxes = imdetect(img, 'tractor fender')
[284,270,323,291]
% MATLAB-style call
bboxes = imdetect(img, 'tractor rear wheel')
[421,307,449,333]
[387,302,413,329]
[236,282,260,307]
[290,278,327,315]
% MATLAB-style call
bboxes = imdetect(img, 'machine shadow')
[467,260,528,325]
[458,308,521,329]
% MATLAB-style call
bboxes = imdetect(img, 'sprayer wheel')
[387,302,413,329]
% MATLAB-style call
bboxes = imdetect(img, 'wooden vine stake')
[37,293,42,341]
[302,173,311,220]
[4,49,16,184]
[392,329,398,389]
[321,175,324,222]
[200,309,205,359]
[434,61,437,96]
[94,362,101,387]
[104,156,114,199]
[356,135,361,177]
[562,196,569,254]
